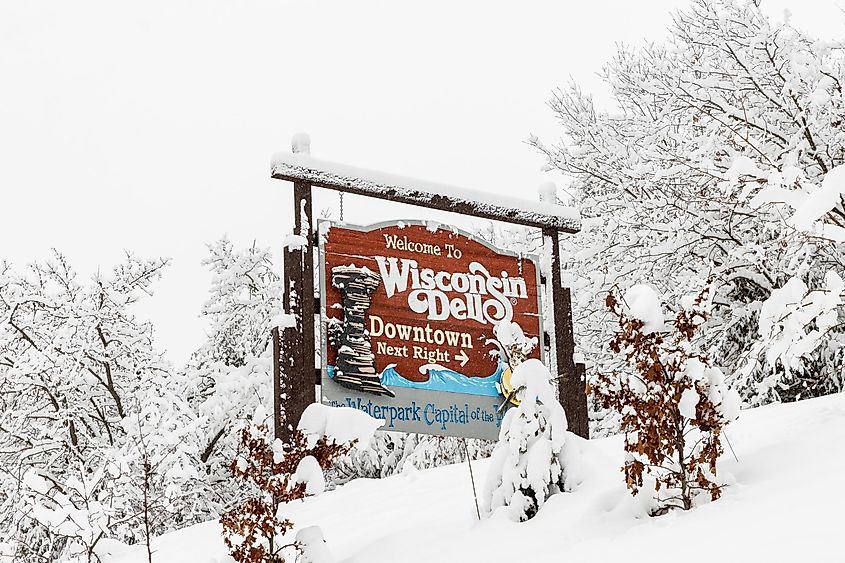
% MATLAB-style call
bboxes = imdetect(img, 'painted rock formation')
[330,265,395,397]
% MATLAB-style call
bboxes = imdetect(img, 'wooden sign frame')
[271,153,588,443]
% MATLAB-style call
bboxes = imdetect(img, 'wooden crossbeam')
[271,153,580,233]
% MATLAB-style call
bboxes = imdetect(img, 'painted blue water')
[327,363,503,397]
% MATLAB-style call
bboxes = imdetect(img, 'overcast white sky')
[1,0,842,364]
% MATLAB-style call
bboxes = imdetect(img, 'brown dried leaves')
[593,287,728,513]
[220,425,353,563]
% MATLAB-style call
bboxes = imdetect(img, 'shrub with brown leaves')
[590,286,740,514]
[220,425,352,563]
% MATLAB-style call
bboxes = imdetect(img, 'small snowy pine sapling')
[482,359,573,521]
[591,285,740,513]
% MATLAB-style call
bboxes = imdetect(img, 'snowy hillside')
[107,393,845,563]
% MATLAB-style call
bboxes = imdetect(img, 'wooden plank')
[281,237,301,444]
[272,326,283,440]
[544,228,589,439]
[574,363,589,437]
[297,180,317,398]
[279,181,317,443]
[271,154,580,233]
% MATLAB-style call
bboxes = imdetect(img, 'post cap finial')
[538,182,557,203]
[291,132,311,155]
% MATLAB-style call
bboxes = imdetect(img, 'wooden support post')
[574,362,589,436]
[278,180,316,444]
[314,296,323,385]
[296,180,317,389]
[271,326,283,440]
[544,228,589,439]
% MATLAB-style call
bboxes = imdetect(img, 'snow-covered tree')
[0,252,221,560]
[196,237,282,369]
[0,251,173,558]
[183,238,283,487]
[734,270,844,403]
[327,429,494,484]
[221,404,382,563]
[482,359,575,522]
[111,368,214,551]
[592,285,740,513]
[532,0,845,419]
[20,456,117,563]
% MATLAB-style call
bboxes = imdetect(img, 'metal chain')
[339,191,344,222]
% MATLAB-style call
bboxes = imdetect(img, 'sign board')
[319,221,543,440]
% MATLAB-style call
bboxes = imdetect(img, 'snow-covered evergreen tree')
[482,359,575,521]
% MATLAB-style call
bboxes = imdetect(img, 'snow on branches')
[591,286,740,513]
[199,237,282,369]
[185,237,284,489]
[0,252,180,557]
[0,252,218,561]
[736,271,844,404]
[533,0,845,417]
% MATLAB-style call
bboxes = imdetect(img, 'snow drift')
[105,392,845,563]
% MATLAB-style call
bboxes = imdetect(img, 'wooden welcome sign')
[319,221,542,439]
[271,150,588,443]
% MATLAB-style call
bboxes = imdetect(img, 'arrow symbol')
[455,349,469,368]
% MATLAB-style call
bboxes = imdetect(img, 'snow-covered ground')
[108,393,845,563]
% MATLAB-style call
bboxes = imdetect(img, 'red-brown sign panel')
[319,221,542,439]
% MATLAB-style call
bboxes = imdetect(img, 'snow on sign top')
[270,152,581,232]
